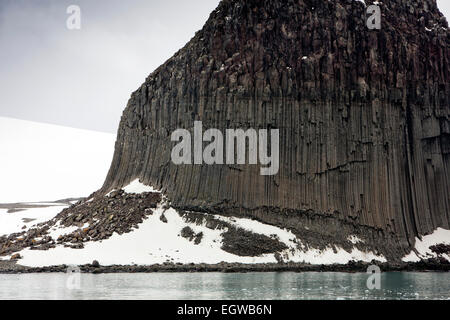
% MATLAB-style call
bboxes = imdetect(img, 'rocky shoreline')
[0,259,448,274]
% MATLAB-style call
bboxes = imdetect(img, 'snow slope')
[4,180,388,267]
[13,205,388,267]
[1,179,448,267]
[0,206,68,237]
[402,228,450,262]
[0,117,115,203]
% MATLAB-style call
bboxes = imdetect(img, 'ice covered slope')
[2,179,447,267]
[0,117,115,203]
[9,180,387,267]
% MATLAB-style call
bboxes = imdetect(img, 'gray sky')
[0,0,220,133]
[0,0,448,133]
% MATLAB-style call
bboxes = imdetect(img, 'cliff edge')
[100,0,449,261]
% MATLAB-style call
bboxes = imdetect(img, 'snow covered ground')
[0,206,68,237]
[0,117,115,203]
[0,178,447,267]
[9,206,388,267]
[402,228,450,262]
[107,179,161,196]
[1,180,388,267]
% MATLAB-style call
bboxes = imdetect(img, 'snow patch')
[347,235,364,244]
[402,251,420,263]
[122,179,160,194]
[17,205,275,267]
[13,203,387,267]
[213,215,385,264]
[0,206,67,237]
[47,223,86,240]
[106,179,161,196]
[402,228,450,262]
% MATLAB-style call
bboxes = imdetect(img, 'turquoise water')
[0,272,448,300]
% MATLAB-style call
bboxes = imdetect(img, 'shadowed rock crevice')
[96,0,448,261]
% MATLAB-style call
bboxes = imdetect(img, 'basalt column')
[101,0,449,261]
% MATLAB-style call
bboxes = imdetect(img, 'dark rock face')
[180,226,204,245]
[178,210,289,255]
[221,228,288,257]
[100,0,449,261]
[430,243,450,256]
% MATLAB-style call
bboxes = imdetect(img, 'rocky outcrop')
[1,259,449,274]
[0,191,162,256]
[99,0,449,261]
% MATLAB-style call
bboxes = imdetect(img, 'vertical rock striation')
[101,0,449,260]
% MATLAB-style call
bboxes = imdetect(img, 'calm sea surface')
[0,272,448,300]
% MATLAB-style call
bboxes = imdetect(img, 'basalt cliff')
[97,0,449,262]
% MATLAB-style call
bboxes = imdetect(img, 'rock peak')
[100,0,449,261]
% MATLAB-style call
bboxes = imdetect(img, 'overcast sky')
[0,0,220,133]
[0,0,448,133]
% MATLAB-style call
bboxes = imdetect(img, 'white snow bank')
[47,223,85,240]
[14,205,386,267]
[0,117,115,203]
[122,179,160,194]
[213,215,386,264]
[0,206,68,237]
[402,228,450,262]
[16,205,275,267]
[347,235,364,244]
[105,179,161,197]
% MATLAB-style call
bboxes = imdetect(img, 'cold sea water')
[0,271,448,300]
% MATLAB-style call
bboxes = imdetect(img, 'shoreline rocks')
[0,259,448,275]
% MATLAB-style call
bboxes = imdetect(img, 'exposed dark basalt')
[180,226,204,245]
[221,228,288,256]
[430,243,450,256]
[176,204,387,257]
[89,0,449,261]
[177,210,290,256]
